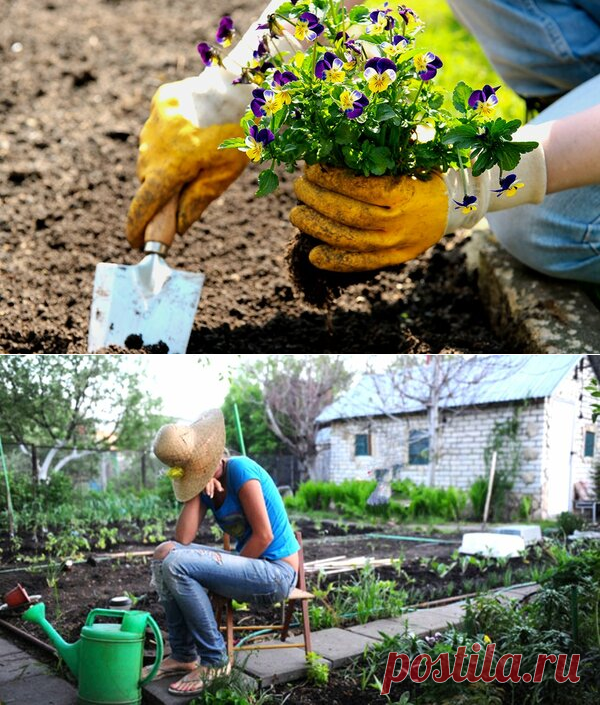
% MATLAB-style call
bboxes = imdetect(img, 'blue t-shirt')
[201,456,300,561]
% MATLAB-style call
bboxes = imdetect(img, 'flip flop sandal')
[168,661,232,696]
[142,661,199,681]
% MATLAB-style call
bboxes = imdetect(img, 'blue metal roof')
[317,355,583,423]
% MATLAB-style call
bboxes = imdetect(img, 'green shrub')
[469,477,488,520]
[557,511,586,537]
[284,480,376,514]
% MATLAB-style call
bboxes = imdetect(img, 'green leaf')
[349,6,370,22]
[452,81,473,115]
[429,92,444,111]
[367,145,395,176]
[494,140,537,171]
[441,123,480,149]
[255,169,279,197]
[218,137,245,150]
[335,122,356,145]
[375,104,397,122]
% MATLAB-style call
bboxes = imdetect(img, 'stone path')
[0,584,539,705]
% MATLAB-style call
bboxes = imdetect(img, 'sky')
[122,354,399,422]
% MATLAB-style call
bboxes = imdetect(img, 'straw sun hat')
[153,408,226,502]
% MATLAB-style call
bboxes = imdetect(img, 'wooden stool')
[214,530,314,657]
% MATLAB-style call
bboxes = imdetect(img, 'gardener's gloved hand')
[126,68,252,248]
[289,127,546,272]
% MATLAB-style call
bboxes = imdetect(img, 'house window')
[355,433,371,456]
[409,430,429,465]
[584,431,595,458]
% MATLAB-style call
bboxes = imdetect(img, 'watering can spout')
[22,603,80,677]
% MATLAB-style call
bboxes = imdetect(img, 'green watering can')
[22,602,163,705]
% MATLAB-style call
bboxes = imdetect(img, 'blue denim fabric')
[447,1,600,283]
[151,542,297,666]
[488,73,600,283]
[447,0,600,97]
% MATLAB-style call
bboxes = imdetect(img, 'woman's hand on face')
[203,477,223,499]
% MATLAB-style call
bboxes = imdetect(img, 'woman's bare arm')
[238,480,274,558]
[174,496,207,544]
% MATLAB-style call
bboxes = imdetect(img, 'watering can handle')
[84,609,164,686]
[139,615,164,686]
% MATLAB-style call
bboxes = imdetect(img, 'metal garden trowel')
[88,196,204,354]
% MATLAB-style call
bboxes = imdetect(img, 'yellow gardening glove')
[126,71,251,249]
[289,164,449,272]
[289,128,546,272]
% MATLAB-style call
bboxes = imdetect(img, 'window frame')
[584,430,595,458]
[408,429,430,466]
[354,432,371,457]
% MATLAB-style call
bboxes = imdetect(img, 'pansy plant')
[200,3,537,200]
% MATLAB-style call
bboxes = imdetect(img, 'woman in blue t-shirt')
[147,409,300,697]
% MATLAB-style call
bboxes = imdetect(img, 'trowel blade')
[88,255,204,354]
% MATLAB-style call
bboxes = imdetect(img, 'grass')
[365,0,525,121]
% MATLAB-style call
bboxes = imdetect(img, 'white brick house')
[314,355,600,518]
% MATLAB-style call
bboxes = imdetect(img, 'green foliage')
[287,478,468,522]
[462,548,600,704]
[556,511,586,538]
[587,377,600,422]
[408,485,468,522]
[482,409,523,521]
[469,477,488,521]
[0,356,169,488]
[220,2,531,190]
[518,495,533,522]
[221,378,282,455]
[285,479,377,515]
[305,652,330,685]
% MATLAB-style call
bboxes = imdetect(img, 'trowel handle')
[143,194,178,255]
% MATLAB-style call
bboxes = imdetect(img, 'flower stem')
[456,150,469,196]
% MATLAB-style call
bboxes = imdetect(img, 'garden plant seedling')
[88,196,204,353]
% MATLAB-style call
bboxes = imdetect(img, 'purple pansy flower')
[197,42,221,67]
[381,34,409,58]
[340,89,369,119]
[468,84,500,117]
[294,12,324,42]
[256,14,284,38]
[453,194,478,213]
[414,52,442,80]
[215,16,235,47]
[273,70,298,86]
[367,8,395,35]
[315,51,346,82]
[250,88,283,117]
[364,56,397,92]
[491,173,524,197]
[241,124,275,163]
[253,37,269,60]
[398,5,420,26]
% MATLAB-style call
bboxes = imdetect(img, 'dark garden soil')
[0,514,547,704]
[0,0,514,353]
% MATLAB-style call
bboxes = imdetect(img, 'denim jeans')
[447,0,600,283]
[151,542,297,666]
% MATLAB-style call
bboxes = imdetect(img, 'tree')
[0,356,168,482]
[244,355,353,479]
[221,377,283,454]
[366,354,525,487]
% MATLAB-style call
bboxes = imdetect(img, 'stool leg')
[300,598,312,655]
[281,599,296,642]
[226,600,234,661]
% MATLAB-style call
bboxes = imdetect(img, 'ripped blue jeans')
[151,542,297,666]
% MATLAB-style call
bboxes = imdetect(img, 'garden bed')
[0,0,511,353]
